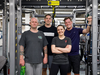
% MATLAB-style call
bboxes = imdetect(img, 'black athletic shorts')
[67,54,80,74]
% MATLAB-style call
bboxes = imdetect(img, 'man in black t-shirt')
[38,14,58,75]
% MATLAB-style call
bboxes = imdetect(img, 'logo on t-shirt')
[74,31,75,33]
[65,40,67,43]
[43,32,54,36]
[38,36,42,39]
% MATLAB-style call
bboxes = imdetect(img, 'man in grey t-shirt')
[19,17,48,75]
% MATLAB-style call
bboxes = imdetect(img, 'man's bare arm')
[83,16,92,34]
[20,45,24,59]
[43,46,48,64]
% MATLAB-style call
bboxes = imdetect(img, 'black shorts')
[68,54,80,74]
[50,64,69,75]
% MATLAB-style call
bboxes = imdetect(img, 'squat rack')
[1,0,99,75]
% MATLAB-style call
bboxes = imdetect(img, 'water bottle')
[20,66,26,75]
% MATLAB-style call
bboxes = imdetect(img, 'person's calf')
[67,72,71,75]
[74,73,79,75]
[49,68,50,71]
[42,68,47,75]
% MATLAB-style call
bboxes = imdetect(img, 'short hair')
[57,25,65,30]
[30,17,39,22]
[63,17,72,22]
[45,14,52,18]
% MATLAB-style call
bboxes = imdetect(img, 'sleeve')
[77,28,83,34]
[42,32,48,47]
[38,25,43,31]
[51,37,56,45]
[38,27,41,30]
[19,32,26,47]
[67,37,71,45]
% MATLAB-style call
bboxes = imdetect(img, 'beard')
[66,26,72,30]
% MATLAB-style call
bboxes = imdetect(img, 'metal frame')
[85,1,91,75]
[22,6,85,9]
[0,0,4,9]
[85,0,99,74]
[35,15,73,18]
[2,0,8,74]
[7,0,100,75]
[9,0,15,75]
[98,25,100,74]
[3,0,7,59]
[92,0,98,75]
[17,0,22,74]
[89,0,100,4]
[22,0,86,6]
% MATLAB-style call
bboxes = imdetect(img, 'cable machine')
[1,0,99,75]
[85,0,100,75]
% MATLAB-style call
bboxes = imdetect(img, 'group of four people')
[19,14,92,75]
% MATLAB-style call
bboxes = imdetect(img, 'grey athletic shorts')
[25,63,42,75]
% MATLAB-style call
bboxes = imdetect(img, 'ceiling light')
[98,13,100,14]
[75,21,85,23]
[0,17,3,19]
[55,18,85,20]
[90,4,92,7]
[76,18,85,20]
[75,9,85,11]
[44,11,72,14]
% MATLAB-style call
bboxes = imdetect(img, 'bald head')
[30,17,39,29]
[88,16,92,19]
[30,17,38,22]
